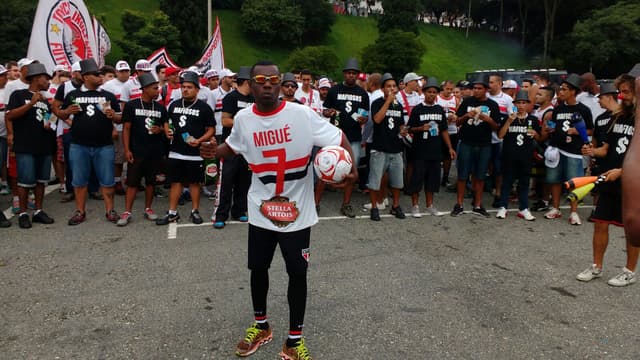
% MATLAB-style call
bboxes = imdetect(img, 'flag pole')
[207,0,212,40]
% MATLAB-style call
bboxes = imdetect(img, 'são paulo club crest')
[45,0,95,68]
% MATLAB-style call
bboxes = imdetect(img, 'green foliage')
[0,0,36,64]
[570,1,640,76]
[214,0,245,9]
[160,0,207,64]
[116,10,183,64]
[379,0,421,35]
[361,30,426,78]
[286,46,339,78]
[240,0,305,46]
[299,0,336,43]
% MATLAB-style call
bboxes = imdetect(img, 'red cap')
[357,73,367,81]
[165,67,181,76]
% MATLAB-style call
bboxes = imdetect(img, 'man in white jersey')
[210,68,236,143]
[396,72,424,119]
[487,73,514,207]
[294,69,322,114]
[436,80,460,186]
[214,60,357,360]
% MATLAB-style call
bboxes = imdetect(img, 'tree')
[570,1,640,76]
[160,0,207,64]
[240,0,305,46]
[542,0,558,65]
[213,0,245,9]
[0,0,36,64]
[298,0,336,43]
[378,0,421,35]
[116,10,183,65]
[360,30,426,78]
[286,46,339,78]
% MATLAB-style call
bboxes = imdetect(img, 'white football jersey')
[436,94,459,134]
[226,101,343,232]
[294,87,322,114]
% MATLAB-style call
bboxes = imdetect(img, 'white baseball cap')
[115,60,131,71]
[205,69,219,78]
[403,72,422,84]
[71,61,82,72]
[502,79,518,89]
[187,66,202,76]
[0,65,7,75]
[17,58,35,69]
[134,59,152,71]
[219,68,236,78]
[318,78,331,89]
[544,146,560,168]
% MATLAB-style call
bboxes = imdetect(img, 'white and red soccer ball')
[313,145,352,183]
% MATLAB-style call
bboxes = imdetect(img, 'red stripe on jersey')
[249,151,311,195]
[252,100,286,116]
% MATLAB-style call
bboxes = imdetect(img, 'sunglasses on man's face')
[282,83,297,89]
[252,75,281,85]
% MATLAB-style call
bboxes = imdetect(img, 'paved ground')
[1,185,639,359]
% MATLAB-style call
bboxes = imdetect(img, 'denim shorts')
[15,153,52,187]
[350,141,363,169]
[367,151,404,190]
[456,142,491,180]
[546,153,584,184]
[69,143,115,187]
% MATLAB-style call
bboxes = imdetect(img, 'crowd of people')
[1,53,638,359]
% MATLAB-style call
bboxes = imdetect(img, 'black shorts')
[441,133,458,159]
[591,191,623,227]
[248,224,311,274]
[408,159,441,193]
[126,157,164,187]
[167,158,204,184]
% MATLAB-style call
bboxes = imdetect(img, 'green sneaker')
[279,338,312,360]
[235,323,272,357]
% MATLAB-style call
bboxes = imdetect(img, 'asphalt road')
[1,185,639,359]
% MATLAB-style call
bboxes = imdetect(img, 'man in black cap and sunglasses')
[5,63,56,228]
[322,57,369,218]
[59,58,122,226]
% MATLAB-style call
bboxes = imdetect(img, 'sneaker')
[517,209,536,221]
[235,323,273,357]
[68,210,86,226]
[450,204,464,217]
[532,200,550,212]
[576,264,602,282]
[363,201,385,210]
[105,209,119,223]
[496,207,507,219]
[60,192,75,203]
[11,197,20,214]
[370,207,381,221]
[544,208,562,219]
[0,186,10,195]
[340,203,356,218]
[18,213,31,229]
[156,212,180,225]
[390,206,405,219]
[153,187,166,198]
[144,208,158,221]
[58,184,66,194]
[0,212,11,228]
[446,183,457,193]
[117,211,132,226]
[472,206,490,218]
[32,210,54,224]
[238,214,249,222]
[411,205,422,218]
[569,212,582,225]
[425,206,445,216]
[190,209,203,224]
[607,268,637,287]
[279,338,312,360]
[89,192,104,200]
[213,220,225,229]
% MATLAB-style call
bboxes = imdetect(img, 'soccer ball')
[313,145,353,183]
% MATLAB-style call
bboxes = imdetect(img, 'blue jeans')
[15,153,51,187]
[69,143,115,188]
[546,153,584,184]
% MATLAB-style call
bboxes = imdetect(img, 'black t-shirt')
[456,97,501,146]
[500,115,541,161]
[407,103,448,160]
[7,89,55,154]
[593,111,611,147]
[323,83,370,142]
[548,102,593,155]
[599,113,634,194]
[167,99,215,157]
[370,98,405,153]
[221,90,254,141]
[122,98,169,158]
[63,88,120,147]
